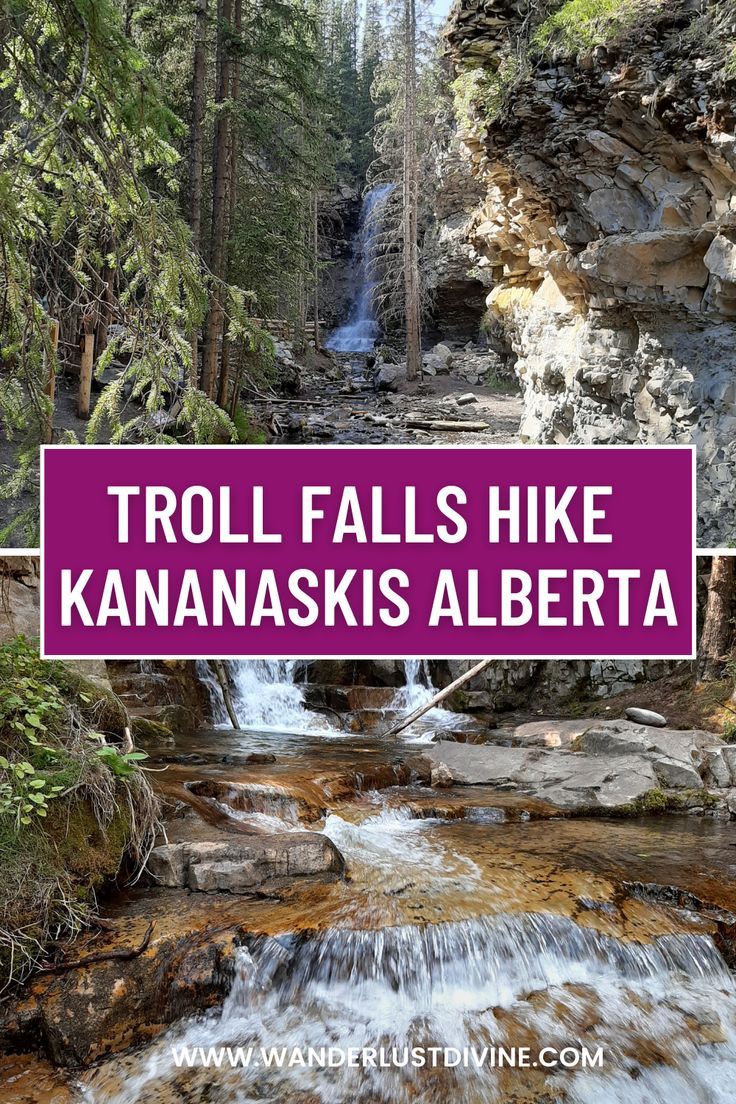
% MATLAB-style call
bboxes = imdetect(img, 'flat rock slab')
[421,722,727,811]
[512,718,599,748]
[148,833,344,893]
[422,742,660,810]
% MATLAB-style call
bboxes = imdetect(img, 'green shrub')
[451,56,523,128]
[0,637,160,989]
[533,0,641,55]
[722,718,736,744]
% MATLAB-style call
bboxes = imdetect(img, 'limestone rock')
[444,0,736,546]
[422,741,661,811]
[512,718,598,748]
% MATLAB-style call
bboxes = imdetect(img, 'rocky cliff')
[445,0,736,544]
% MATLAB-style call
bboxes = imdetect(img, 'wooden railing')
[250,318,326,341]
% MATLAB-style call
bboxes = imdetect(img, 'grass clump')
[533,0,641,56]
[232,404,267,444]
[0,637,161,990]
[722,718,736,744]
[451,57,523,129]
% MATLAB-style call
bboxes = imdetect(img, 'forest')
[0,0,450,543]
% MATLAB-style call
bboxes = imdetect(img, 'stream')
[6,663,736,1104]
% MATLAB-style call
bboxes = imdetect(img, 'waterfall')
[325,184,392,353]
[87,915,736,1104]
[394,659,435,712]
[391,659,469,741]
[199,659,335,734]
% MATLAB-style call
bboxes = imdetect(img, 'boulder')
[374,363,404,392]
[22,923,240,1066]
[147,834,344,893]
[625,707,667,727]
[431,343,453,367]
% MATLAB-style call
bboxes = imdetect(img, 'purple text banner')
[41,445,695,659]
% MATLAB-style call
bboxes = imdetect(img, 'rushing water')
[80,760,736,1104]
[200,659,336,734]
[393,659,473,742]
[64,669,736,1104]
[198,658,462,741]
[325,184,392,353]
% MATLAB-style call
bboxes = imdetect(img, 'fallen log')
[404,418,489,433]
[385,659,494,737]
[247,396,327,407]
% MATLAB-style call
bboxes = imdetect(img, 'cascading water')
[325,184,392,353]
[85,912,736,1104]
[200,659,335,734]
[392,659,471,741]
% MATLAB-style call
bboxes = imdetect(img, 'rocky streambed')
[262,339,522,447]
[4,686,736,1104]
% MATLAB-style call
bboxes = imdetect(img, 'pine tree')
[369,0,437,366]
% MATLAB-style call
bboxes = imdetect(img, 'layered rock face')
[446,0,736,544]
[319,181,362,327]
[422,132,493,337]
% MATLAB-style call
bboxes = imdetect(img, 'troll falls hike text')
[41,446,695,659]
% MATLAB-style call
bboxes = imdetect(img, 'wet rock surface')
[6,707,736,1096]
[148,833,344,893]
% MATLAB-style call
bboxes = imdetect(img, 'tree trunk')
[189,0,208,253]
[201,0,233,399]
[385,659,494,737]
[403,0,421,382]
[312,191,320,352]
[95,262,114,361]
[217,0,242,409]
[698,555,735,681]
[189,0,208,387]
[212,660,240,730]
[124,0,135,38]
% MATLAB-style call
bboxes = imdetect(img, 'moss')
[0,793,133,986]
[533,0,642,55]
[0,637,159,989]
[131,715,175,745]
[614,787,722,817]
[232,404,267,444]
[52,664,129,737]
[451,56,523,129]
[630,788,669,814]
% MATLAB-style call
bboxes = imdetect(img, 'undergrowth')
[0,637,161,991]
[533,0,642,55]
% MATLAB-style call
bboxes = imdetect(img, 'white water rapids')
[199,658,464,740]
[199,659,335,735]
[81,788,736,1104]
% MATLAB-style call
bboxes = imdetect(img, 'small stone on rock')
[624,707,667,728]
